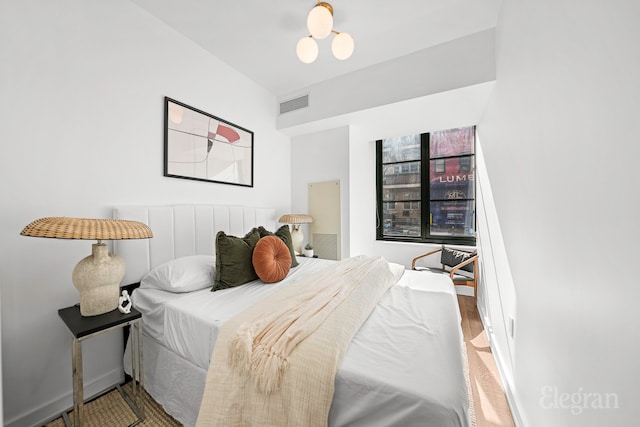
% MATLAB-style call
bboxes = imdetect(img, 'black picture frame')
[164,97,254,187]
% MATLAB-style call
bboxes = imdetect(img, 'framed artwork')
[164,97,254,187]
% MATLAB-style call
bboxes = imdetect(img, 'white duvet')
[129,256,470,427]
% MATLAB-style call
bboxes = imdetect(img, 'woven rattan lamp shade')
[278,214,314,224]
[20,217,153,240]
[278,214,314,255]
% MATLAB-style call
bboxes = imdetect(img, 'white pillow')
[140,255,215,293]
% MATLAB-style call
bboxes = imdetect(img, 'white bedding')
[126,256,470,427]
[144,256,336,370]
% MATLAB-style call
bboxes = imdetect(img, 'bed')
[114,205,472,427]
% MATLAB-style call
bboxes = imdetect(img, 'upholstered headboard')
[113,205,277,284]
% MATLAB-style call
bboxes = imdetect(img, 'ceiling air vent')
[279,94,309,115]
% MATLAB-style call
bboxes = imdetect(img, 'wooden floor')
[458,295,515,427]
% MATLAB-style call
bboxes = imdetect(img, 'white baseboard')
[477,303,527,427]
[5,368,123,427]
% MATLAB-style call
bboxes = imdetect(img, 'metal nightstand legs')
[123,320,145,422]
[62,319,144,427]
[71,337,84,426]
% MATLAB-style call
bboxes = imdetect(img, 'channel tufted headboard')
[112,205,276,285]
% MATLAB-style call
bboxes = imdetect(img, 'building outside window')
[376,126,476,245]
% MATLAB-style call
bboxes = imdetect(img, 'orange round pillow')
[252,236,292,283]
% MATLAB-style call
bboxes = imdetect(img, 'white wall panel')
[173,206,197,259]
[194,206,216,256]
[114,205,276,283]
[0,1,290,424]
[309,181,341,260]
[148,207,176,269]
[478,1,640,425]
[290,127,350,258]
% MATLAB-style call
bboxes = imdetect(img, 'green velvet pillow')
[213,228,260,291]
[257,225,299,268]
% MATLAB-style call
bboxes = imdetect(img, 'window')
[376,126,476,245]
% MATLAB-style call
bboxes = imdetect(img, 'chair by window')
[411,245,479,302]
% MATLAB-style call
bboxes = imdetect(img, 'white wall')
[478,0,640,425]
[278,29,496,130]
[0,1,290,425]
[288,84,495,297]
[474,138,520,422]
[290,127,350,258]
[8,1,634,426]
[346,83,495,266]
[288,82,495,267]
[0,291,2,425]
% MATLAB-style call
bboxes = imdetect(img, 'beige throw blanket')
[196,255,404,427]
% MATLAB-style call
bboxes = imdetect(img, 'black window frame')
[376,127,476,246]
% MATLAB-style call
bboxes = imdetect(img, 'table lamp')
[278,214,313,255]
[21,217,153,316]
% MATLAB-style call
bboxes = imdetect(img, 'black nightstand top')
[58,305,141,339]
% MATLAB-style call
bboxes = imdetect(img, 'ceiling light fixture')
[297,1,354,64]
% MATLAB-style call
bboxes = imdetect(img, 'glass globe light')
[331,32,354,60]
[296,36,319,64]
[307,5,333,39]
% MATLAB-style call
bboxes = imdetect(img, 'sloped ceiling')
[130,0,502,97]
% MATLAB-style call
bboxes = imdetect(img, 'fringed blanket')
[196,255,404,427]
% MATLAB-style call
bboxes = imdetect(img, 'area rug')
[45,382,181,427]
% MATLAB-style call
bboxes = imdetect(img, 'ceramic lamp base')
[72,243,125,316]
[290,225,304,255]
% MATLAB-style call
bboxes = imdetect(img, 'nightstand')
[58,304,144,427]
